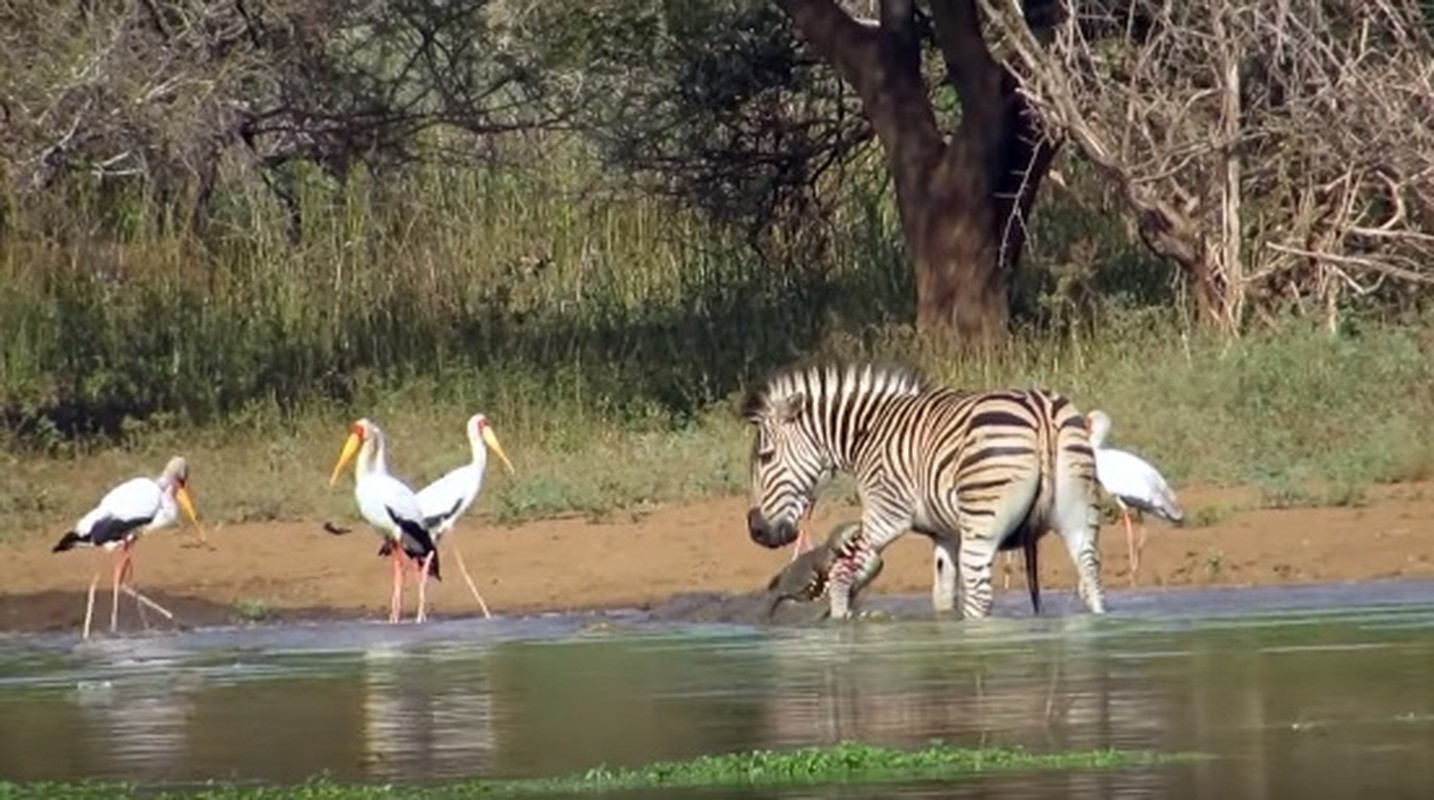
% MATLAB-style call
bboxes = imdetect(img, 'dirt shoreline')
[4,483,1433,635]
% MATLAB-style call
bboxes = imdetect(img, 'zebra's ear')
[776,392,806,423]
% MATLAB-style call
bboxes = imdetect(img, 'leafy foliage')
[0,0,578,232]
[568,0,875,240]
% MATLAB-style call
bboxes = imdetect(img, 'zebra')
[741,361,1105,620]
[767,519,1045,618]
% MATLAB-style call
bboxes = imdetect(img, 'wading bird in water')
[51,456,205,639]
[329,418,441,623]
[1086,410,1184,584]
[414,413,515,618]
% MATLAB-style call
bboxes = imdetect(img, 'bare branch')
[775,0,880,92]
[981,0,1434,330]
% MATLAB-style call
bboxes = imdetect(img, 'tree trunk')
[777,0,1056,348]
[911,186,1010,344]
[911,69,1055,345]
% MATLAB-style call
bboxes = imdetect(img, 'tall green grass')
[2,146,1432,534]
[0,149,912,445]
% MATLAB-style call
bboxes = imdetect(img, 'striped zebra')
[741,361,1105,620]
[766,519,1044,618]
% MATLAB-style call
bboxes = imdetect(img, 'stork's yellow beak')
[330,432,362,486]
[481,426,516,476]
[175,484,206,543]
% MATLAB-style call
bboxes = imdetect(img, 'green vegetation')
[3,140,1432,538]
[0,742,1185,798]
[230,599,274,624]
[3,1,1432,540]
[4,290,1431,536]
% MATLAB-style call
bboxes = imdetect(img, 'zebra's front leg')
[931,537,959,613]
[827,515,901,620]
[826,548,881,619]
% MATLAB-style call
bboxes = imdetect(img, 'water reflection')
[359,645,498,780]
[483,636,768,777]
[758,620,1160,754]
[0,586,1431,798]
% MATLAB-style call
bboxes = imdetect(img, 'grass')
[2,145,1433,538]
[0,741,1189,798]
[230,599,273,624]
[5,316,1431,540]
[1183,504,1244,528]
[1204,551,1225,578]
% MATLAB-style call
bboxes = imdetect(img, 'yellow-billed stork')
[51,456,205,639]
[1087,410,1185,585]
[414,413,515,618]
[328,418,441,623]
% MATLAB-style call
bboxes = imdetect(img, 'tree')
[572,0,1063,346]
[773,0,1065,345]
[565,1,873,259]
[981,0,1434,332]
[0,0,576,236]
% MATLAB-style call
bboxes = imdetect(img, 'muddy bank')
[4,484,1433,636]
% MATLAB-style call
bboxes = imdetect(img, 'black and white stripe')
[742,361,1105,619]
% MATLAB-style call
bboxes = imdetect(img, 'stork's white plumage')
[51,456,204,639]
[1087,410,1185,584]
[415,413,515,618]
[329,418,441,623]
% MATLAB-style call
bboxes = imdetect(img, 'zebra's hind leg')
[956,532,1000,619]
[956,538,999,619]
[1056,508,1106,614]
[932,536,958,613]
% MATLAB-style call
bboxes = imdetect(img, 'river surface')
[3,581,1434,798]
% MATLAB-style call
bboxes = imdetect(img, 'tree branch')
[777,0,942,169]
[927,0,1003,116]
[774,0,880,92]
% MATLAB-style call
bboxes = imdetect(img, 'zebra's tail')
[1019,390,1069,616]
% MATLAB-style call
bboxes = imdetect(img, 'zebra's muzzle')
[747,508,798,548]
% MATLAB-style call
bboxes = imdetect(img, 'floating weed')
[0,742,1193,798]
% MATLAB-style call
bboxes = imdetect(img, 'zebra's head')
[741,361,928,548]
[743,386,824,548]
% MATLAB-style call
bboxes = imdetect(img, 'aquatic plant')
[0,741,1187,798]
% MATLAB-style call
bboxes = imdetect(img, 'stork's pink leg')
[82,570,100,640]
[117,549,150,629]
[110,544,133,633]
[789,504,816,562]
[388,545,404,624]
[449,540,492,618]
[789,528,809,562]
[1136,523,1149,579]
[415,552,435,624]
[1122,509,1139,586]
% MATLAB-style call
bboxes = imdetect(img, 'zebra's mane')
[740,360,930,420]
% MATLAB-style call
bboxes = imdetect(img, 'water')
[3,582,1434,798]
